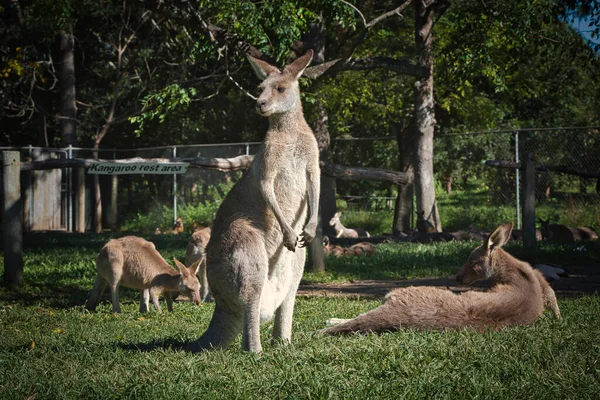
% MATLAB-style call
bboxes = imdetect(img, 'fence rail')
[1,126,599,233]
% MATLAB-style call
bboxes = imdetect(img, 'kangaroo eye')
[277,87,286,93]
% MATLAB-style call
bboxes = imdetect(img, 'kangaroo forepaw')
[298,230,315,247]
[283,230,298,251]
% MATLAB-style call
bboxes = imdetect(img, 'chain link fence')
[2,126,599,233]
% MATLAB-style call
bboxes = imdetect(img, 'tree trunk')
[302,23,329,273]
[412,1,441,232]
[307,101,332,273]
[391,122,414,235]
[59,29,77,147]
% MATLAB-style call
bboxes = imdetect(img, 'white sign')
[88,162,190,175]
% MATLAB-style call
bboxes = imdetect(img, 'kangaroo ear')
[188,258,202,276]
[486,223,513,252]
[173,257,188,275]
[283,50,314,79]
[247,55,280,80]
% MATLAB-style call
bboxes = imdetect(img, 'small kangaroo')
[173,216,185,234]
[185,227,212,302]
[86,236,202,313]
[185,51,320,353]
[329,211,370,238]
[321,223,560,335]
[416,211,436,233]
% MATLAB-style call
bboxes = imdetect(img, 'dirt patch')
[298,264,600,299]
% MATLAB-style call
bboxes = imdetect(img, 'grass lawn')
[0,233,599,399]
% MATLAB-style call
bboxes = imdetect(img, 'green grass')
[1,233,599,399]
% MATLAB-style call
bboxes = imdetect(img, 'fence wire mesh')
[2,126,599,233]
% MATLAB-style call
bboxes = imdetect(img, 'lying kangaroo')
[86,236,202,313]
[416,211,436,233]
[185,51,320,353]
[323,236,376,257]
[185,227,212,302]
[321,223,560,335]
[329,211,370,238]
[323,236,345,257]
[538,218,576,243]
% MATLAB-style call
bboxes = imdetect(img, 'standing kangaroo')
[185,51,320,353]
[322,223,560,335]
[185,227,212,302]
[329,211,370,238]
[86,236,202,313]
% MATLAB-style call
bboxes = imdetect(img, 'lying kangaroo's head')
[456,222,513,286]
[247,50,313,117]
[173,257,202,305]
[329,211,342,227]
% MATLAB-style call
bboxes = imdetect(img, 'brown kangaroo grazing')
[416,211,436,233]
[329,211,370,238]
[86,236,202,313]
[321,223,560,335]
[185,227,212,302]
[185,51,320,353]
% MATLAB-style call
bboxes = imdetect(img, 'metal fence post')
[67,144,73,232]
[515,130,521,230]
[173,146,177,224]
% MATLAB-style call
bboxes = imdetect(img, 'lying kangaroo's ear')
[188,258,202,276]
[486,223,513,252]
[173,257,188,275]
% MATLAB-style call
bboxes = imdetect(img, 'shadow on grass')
[117,338,208,353]
[0,284,142,309]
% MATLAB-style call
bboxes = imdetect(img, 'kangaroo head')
[173,257,202,305]
[416,211,426,221]
[323,235,330,247]
[456,222,513,286]
[538,218,552,239]
[329,211,342,226]
[247,50,313,117]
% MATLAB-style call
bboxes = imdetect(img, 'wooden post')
[522,152,536,261]
[77,167,86,232]
[2,151,24,285]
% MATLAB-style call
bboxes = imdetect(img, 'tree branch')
[310,56,428,78]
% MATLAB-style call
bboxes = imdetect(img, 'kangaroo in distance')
[185,227,212,302]
[185,50,320,353]
[322,223,560,335]
[329,211,370,238]
[86,236,202,313]
[539,218,598,243]
[322,236,377,257]
[416,211,436,233]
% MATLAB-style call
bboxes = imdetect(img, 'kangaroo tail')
[319,304,397,335]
